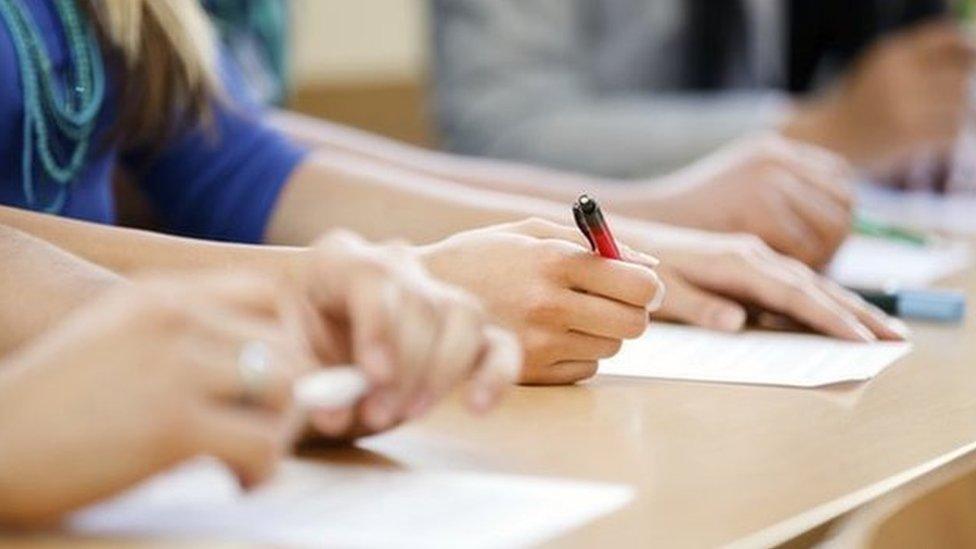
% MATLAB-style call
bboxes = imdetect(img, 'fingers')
[507,217,665,309]
[182,298,318,411]
[395,289,518,419]
[653,269,747,332]
[776,175,852,266]
[560,248,664,308]
[308,407,355,438]
[346,276,397,384]
[555,331,624,362]
[780,265,910,341]
[520,361,599,386]
[391,288,449,416]
[823,285,909,341]
[308,229,403,383]
[141,271,324,373]
[560,291,649,340]
[770,137,856,207]
[665,239,876,341]
[188,338,301,413]
[191,407,287,489]
[778,174,851,237]
[306,229,525,438]
[735,257,878,341]
[670,237,908,342]
[752,178,822,262]
[465,326,521,412]
[424,301,487,411]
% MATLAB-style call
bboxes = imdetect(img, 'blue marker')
[854,288,967,323]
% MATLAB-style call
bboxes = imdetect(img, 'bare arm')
[0,206,307,281]
[0,225,120,354]
[267,113,723,243]
[268,110,603,205]
[264,148,593,246]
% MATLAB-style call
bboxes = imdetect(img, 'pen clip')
[573,201,597,252]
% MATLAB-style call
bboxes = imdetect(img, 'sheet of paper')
[827,235,972,289]
[856,183,976,235]
[68,458,633,548]
[599,324,912,388]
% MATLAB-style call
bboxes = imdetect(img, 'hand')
[784,21,976,170]
[419,219,664,385]
[299,230,521,441]
[0,273,316,527]
[624,228,910,341]
[637,135,854,268]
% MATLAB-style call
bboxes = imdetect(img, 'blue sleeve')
[121,102,308,244]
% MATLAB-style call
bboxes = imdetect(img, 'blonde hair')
[87,0,219,147]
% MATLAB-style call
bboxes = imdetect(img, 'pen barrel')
[588,222,622,259]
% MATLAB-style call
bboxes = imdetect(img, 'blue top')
[0,0,308,243]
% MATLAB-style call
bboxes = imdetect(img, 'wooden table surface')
[18,244,976,549]
[351,244,976,548]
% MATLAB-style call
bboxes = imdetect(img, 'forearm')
[0,225,121,355]
[264,148,710,254]
[268,110,604,205]
[265,111,737,231]
[266,149,606,246]
[0,206,308,283]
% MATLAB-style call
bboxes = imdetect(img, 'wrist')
[615,169,715,229]
[781,99,866,167]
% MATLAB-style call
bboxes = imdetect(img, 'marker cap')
[897,290,966,322]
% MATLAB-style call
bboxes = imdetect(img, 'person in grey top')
[431,0,957,178]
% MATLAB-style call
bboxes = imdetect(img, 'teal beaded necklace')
[0,0,105,213]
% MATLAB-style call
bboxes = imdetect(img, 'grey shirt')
[431,0,789,178]
[431,0,940,178]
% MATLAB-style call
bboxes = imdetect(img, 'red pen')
[573,194,622,260]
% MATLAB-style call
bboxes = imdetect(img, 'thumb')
[652,270,747,332]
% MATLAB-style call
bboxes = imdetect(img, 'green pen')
[852,214,931,247]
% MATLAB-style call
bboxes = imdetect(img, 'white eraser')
[294,367,370,410]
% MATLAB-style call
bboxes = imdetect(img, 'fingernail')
[888,318,911,339]
[646,278,666,313]
[637,252,660,267]
[708,307,746,332]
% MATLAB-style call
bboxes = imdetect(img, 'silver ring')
[238,340,272,405]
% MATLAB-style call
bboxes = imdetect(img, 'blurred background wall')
[287,0,431,145]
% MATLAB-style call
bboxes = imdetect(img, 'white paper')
[856,183,976,235]
[68,458,633,549]
[599,324,912,388]
[827,235,972,289]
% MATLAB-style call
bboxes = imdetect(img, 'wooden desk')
[21,244,976,548]
[351,245,976,548]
